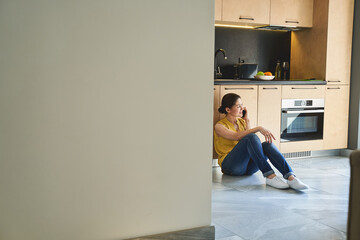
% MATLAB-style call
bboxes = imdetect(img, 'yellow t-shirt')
[214,117,246,167]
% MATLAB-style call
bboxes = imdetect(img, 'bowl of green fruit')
[254,71,275,80]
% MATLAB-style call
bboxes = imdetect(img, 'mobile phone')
[242,110,246,117]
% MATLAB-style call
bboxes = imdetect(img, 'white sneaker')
[287,177,309,190]
[266,176,289,189]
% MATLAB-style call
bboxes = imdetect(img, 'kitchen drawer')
[280,140,324,153]
[282,85,325,99]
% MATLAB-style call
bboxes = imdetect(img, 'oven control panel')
[282,99,324,109]
[294,100,313,107]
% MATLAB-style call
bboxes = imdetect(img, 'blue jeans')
[221,133,294,179]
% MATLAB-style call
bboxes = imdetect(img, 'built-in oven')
[281,99,324,142]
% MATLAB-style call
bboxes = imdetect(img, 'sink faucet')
[214,49,227,79]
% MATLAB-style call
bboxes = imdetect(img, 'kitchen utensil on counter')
[275,60,282,80]
[233,58,258,79]
[214,48,227,79]
[282,61,289,80]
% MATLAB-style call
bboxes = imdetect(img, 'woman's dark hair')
[218,93,241,114]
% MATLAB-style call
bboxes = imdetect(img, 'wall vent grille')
[282,151,311,159]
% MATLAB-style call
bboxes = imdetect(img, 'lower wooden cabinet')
[220,85,258,127]
[213,85,258,159]
[213,86,221,126]
[323,85,350,149]
[213,83,350,158]
[282,85,325,99]
[257,85,281,149]
[280,84,326,153]
[213,86,220,159]
[280,140,324,153]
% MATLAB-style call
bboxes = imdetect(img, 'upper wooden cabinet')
[290,0,354,84]
[216,0,314,28]
[325,0,354,85]
[221,0,270,26]
[270,0,313,28]
[215,0,222,21]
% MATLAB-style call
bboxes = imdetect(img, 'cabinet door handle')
[239,16,254,20]
[262,87,278,90]
[225,87,255,90]
[285,20,299,24]
[328,80,341,82]
[291,87,317,90]
[327,87,341,90]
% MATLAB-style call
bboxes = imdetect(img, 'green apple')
[256,71,264,76]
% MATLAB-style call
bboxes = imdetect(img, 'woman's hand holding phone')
[241,107,248,119]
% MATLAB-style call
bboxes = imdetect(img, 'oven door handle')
[282,110,324,114]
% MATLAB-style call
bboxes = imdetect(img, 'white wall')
[0,1,214,239]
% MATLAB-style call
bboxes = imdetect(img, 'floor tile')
[212,156,349,240]
[217,236,244,240]
[212,222,238,239]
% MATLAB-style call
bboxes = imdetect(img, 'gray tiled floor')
[212,156,350,240]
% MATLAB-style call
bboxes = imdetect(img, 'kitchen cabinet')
[213,86,221,126]
[220,85,258,127]
[280,84,326,153]
[290,0,354,84]
[215,0,222,22]
[221,0,270,26]
[282,85,325,99]
[213,80,349,155]
[213,86,221,159]
[257,85,281,149]
[325,0,354,85]
[270,0,313,28]
[214,85,258,159]
[323,85,350,149]
[280,140,324,153]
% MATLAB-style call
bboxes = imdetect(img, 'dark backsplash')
[215,27,291,79]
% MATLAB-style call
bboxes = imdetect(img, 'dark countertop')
[214,79,327,85]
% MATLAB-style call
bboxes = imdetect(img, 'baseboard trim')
[310,149,341,157]
[340,149,354,157]
[212,149,353,164]
[127,226,215,240]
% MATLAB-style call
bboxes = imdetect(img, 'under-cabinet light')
[215,23,297,32]
[214,24,255,29]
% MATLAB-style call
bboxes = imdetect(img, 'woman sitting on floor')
[214,93,309,190]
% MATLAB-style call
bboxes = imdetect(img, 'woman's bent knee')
[262,141,280,151]
[246,133,259,141]
[262,141,272,148]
